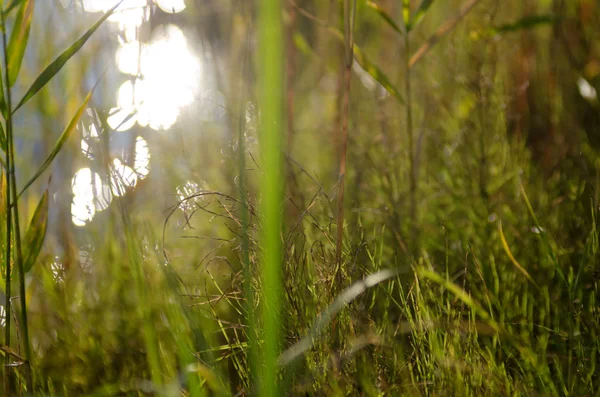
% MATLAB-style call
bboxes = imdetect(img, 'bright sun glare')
[71,0,191,226]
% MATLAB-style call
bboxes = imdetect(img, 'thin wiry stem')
[334,0,356,292]
[237,17,257,391]
[405,29,418,255]
[409,0,482,68]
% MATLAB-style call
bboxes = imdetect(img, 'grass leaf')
[365,1,404,36]
[12,1,121,113]
[408,0,434,32]
[409,0,481,68]
[353,44,405,103]
[22,189,48,274]
[0,63,6,115]
[491,14,557,34]
[402,0,411,26]
[16,88,93,200]
[3,0,23,15]
[417,267,500,331]
[0,170,6,218]
[520,183,565,284]
[6,0,33,87]
[0,121,6,152]
[498,220,539,289]
[279,268,406,366]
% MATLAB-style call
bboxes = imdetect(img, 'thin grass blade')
[0,64,6,116]
[353,44,404,103]
[0,171,5,218]
[0,122,6,153]
[408,0,434,31]
[417,268,498,326]
[12,1,121,112]
[365,1,404,36]
[409,0,481,68]
[6,0,33,87]
[498,220,539,289]
[490,14,557,34]
[520,183,565,283]
[3,0,23,15]
[279,268,406,366]
[21,189,47,274]
[402,0,411,26]
[16,88,93,200]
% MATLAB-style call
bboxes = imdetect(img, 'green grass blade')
[12,1,121,112]
[22,189,47,274]
[520,183,565,284]
[402,0,411,26]
[490,14,557,34]
[0,122,6,152]
[258,0,284,393]
[6,0,33,87]
[16,88,92,200]
[417,267,499,332]
[279,268,406,366]
[408,0,434,31]
[0,64,5,116]
[498,220,540,289]
[353,44,405,103]
[365,1,404,36]
[3,0,23,15]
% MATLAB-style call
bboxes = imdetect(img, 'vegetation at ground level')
[0,0,598,395]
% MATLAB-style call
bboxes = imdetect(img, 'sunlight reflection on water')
[70,0,195,226]
[113,24,201,131]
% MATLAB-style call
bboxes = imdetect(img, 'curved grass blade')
[365,1,404,36]
[498,220,539,289]
[12,0,122,113]
[417,267,499,331]
[16,88,93,201]
[520,183,565,284]
[408,0,434,32]
[6,0,33,87]
[278,268,407,366]
[22,189,47,274]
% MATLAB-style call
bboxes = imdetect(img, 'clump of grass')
[0,0,596,396]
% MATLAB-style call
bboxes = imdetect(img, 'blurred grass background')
[0,0,597,395]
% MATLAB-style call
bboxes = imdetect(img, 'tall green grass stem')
[258,0,284,395]
[1,10,32,392]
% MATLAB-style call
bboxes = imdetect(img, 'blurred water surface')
[19,1,238,266]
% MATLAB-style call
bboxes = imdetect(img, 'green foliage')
[0,0,598,396]
[12,1,121,113]
[491,14,557,34]
[22,189,47,274]
[6,0,33,87]
[258,0,284,394]
[365,1,404,36]
[17,88,93,200]
[409,0,435,31]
